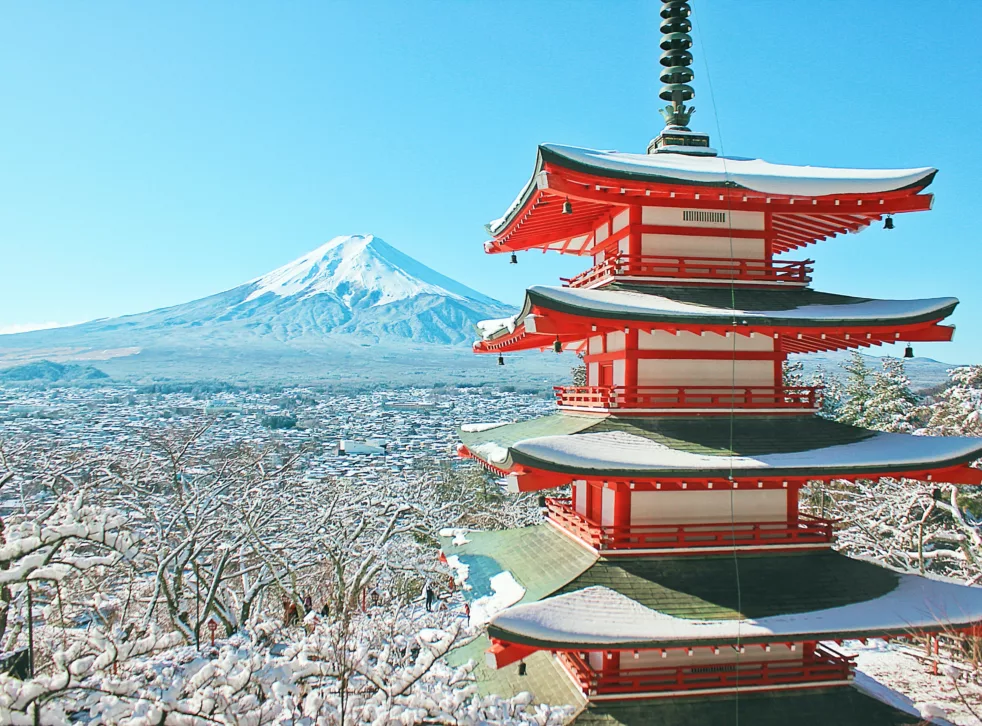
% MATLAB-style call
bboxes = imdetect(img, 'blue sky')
[2,1,981,362]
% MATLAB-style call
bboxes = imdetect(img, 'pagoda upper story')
[486,144,936,282]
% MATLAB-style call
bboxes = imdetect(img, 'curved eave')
[457,418,982,488]
[485,144,937,253]
[506,438,982,485]
[486,574,982,650]
[474,287,958,354]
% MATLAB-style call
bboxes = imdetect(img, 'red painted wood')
[545,498,835,551]
[559,646,853,695]
[560,254,813,288]
[553,385,823,412]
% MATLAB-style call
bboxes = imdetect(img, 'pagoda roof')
[458,414,982,485]
[475,285,957,354]
[486,551,982,650]
[487,145,936,254]
[571,684,927,725]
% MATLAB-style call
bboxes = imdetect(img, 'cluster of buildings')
[0,385,551,484]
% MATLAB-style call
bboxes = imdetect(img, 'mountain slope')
[0,235,521,379]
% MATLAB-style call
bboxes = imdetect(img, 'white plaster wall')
[641,207,765,231]
[630,643,802,668]
[612,209,631,232]
[602,488,616,527]
[613,359,626,386]
[574,481,587,516]
[606,331,626,353]
[588,335,605,355]
[587,362,599,386]
[638,330,773,352]
[630,490,787,525]
[640,233,765,259]
[636,359,776,387]
[595,220,609,244]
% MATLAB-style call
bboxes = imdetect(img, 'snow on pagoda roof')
[459,414,982,480]
[488,572,982,649]
[488,144,937,235]
[477,286,958,341]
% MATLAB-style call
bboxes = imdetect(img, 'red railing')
[560,254,813,289]
[560,646,854,696]
[553,385,822,412]
[545,498,835,551]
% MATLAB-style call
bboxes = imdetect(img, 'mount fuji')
[0,235,532,383]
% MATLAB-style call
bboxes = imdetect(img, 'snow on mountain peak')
[245,234,498,308]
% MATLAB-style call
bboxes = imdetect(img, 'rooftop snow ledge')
[540,144,937,198]
[490,575,982,647]
[510,429,982,476]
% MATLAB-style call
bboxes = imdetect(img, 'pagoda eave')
[484,573,982,652]
[476,321,954,356]
[487,147,936,254]
[458,444,982,492]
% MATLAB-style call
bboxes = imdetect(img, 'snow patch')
[469,442,510,466]
[477,315,519,340]
[445,555,470,590]
[469,571,526,626]
[438,528,471,546]
[460,422,512,433]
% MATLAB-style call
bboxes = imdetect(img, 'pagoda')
[441,2,982,724]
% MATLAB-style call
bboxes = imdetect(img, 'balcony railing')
[559,646,854,696]
[553,385,823,413]
[545,497,835,551]
[560,254,814,289]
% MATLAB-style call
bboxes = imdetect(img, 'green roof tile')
[551,550,898,621]
[571,686,922,726]
[446,635,586,708]
[440,523,597,605]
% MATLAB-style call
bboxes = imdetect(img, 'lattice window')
[682,210,727,224]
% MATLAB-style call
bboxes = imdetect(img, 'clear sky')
[2,1,981,362]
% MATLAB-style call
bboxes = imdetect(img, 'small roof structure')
[458,414,982,487]
[487,145,936,254]
[475,285,957,355]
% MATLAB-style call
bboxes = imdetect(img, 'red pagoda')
[441,2,982,724]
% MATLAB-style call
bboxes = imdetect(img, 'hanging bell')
[497,354,505,366]
[553,337,562,354]
[518,661,527,676]
[904,343,914,359]
[562,197,573,215]
[510,253,518,264]
[884,215,895,230]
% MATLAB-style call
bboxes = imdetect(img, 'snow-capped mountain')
[247,235,502,311]
[0,235,519,380]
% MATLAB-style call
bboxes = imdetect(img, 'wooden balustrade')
[545,498,835,551]
[559,646,854,696]
[553,385,823,412]
[560,254,813,289]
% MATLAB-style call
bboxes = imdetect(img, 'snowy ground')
[846,639,982,725]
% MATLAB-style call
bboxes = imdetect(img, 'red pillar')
[787,483,799,525]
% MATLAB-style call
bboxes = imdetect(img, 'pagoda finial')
[648,1,715,155]
[657,0,696,129]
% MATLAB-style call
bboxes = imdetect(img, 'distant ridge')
[0,235,522,382]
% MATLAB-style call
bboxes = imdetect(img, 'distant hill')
[0,235,544,384]
[0,360,109,383]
